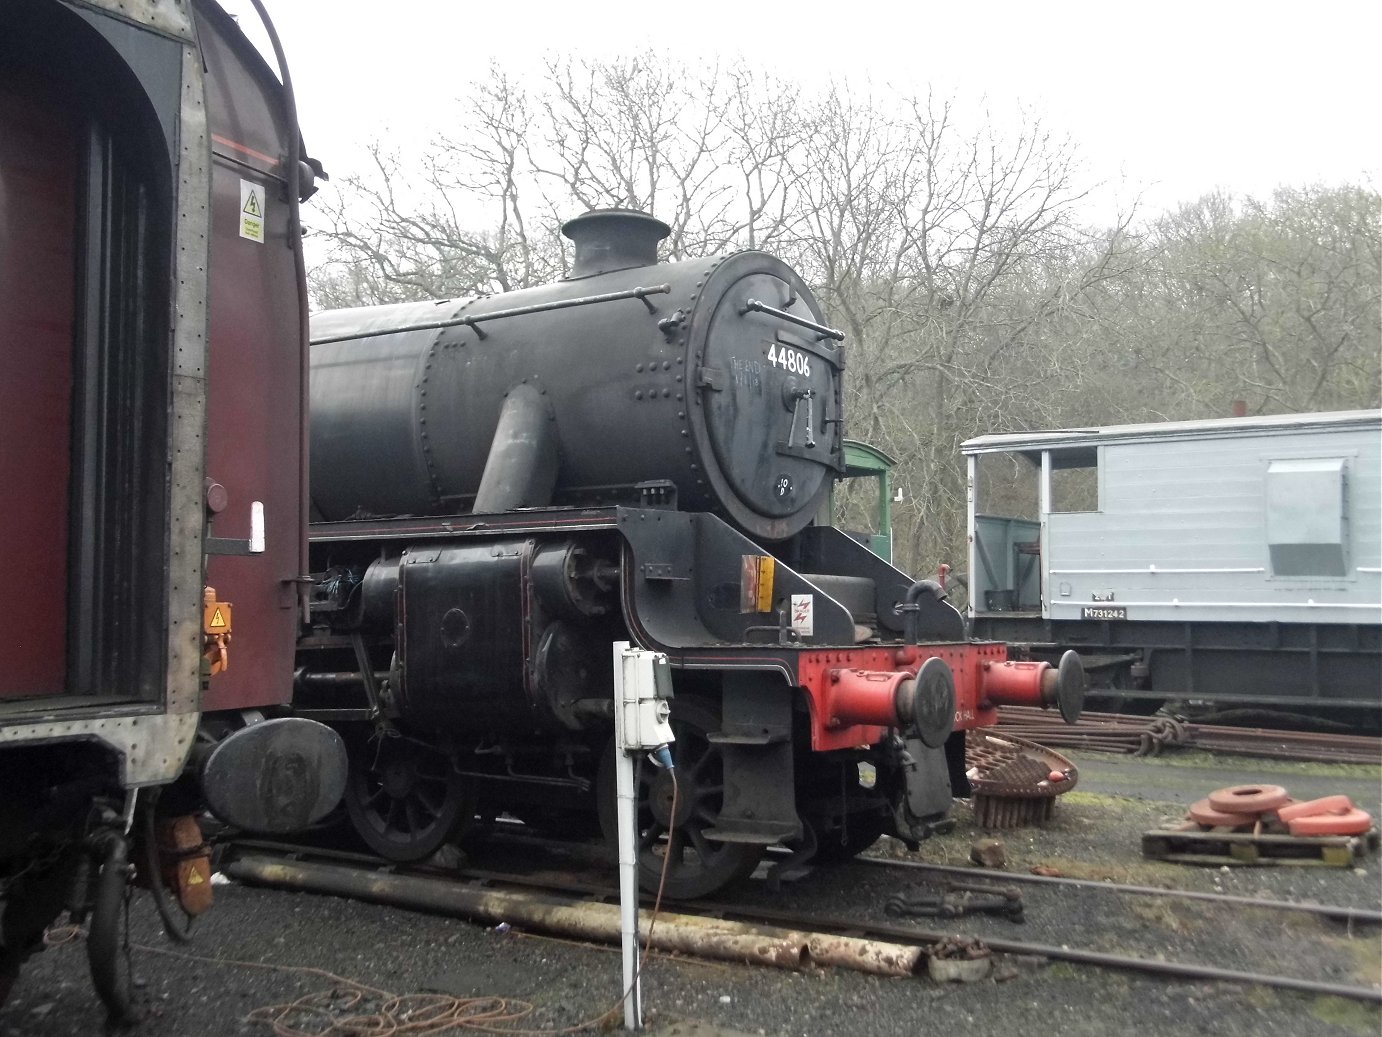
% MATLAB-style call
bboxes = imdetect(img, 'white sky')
[224,0,1379,223]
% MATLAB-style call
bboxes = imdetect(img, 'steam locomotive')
[1,0,1083,1016]
[0,0,342,1018]
[298,210,1086,898]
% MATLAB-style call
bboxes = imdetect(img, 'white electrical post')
[611,641,676,1032]
[611,641,642,1031]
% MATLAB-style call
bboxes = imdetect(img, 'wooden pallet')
[1141,823,1379,868]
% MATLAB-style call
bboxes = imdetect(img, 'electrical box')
[615,643,675,752]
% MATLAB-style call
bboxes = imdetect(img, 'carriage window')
[1048,449,1099,513]
[974,451,1039,521]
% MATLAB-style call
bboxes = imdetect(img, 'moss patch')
[1060,790,1177,812]
[1018,854,1187,886]
[1241,984,1280,1010]
[1309,995,1382,1035]
[1117,749,1380,782]
[1124,897,1206,935]
[1330,931,1382,988]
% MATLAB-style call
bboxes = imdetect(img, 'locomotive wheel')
[87,833,134,1024]
[598,697,764,900]
[343,732,473,862]
[809,810,889,864]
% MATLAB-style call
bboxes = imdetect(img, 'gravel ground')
[2,749,1379,1037]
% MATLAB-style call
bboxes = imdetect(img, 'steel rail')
[850,855,1382,925]
[994,707,1382,765]
[233,832,1381,925]
[698,899,1382,1005]
[221,841,1382,1005]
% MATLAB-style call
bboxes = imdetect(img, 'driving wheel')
[343,731,473,862]
[599,697,763,900]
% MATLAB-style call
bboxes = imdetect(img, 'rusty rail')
[851,856,1382,926]
[222,848,1382,1004]
[995,707,1382,766]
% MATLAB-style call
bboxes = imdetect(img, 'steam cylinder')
[309,210,845,540]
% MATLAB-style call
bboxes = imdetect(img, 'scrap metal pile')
[965,730,1078,829]
[995,706,1382,766]
[1187,785,1375,837]
[1144,782,1379,868]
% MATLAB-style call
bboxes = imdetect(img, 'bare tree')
[1139,186,1381,414]
[786,89,1144,572]
[303,65,1380,580]
[310,57,812,305]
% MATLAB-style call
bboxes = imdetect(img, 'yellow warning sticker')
[239,179,265,243]
[204,600,231,634]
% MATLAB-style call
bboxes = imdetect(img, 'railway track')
[850,854,1382,925]
[219,835,1382,1005]
[994,706,1382,765]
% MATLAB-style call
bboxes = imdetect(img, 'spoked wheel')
[343,732,473,862]
[87,833,134,1025]
[599,697,764,900]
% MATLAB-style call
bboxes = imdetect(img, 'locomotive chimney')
[562,208,670,278]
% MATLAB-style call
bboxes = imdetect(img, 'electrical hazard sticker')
[203,598,232,635]
[790,594,814,637]
[240,179,265,243]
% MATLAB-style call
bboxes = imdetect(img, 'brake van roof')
[961,409,1381,462]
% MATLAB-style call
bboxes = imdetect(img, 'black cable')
[142,793,195,944]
